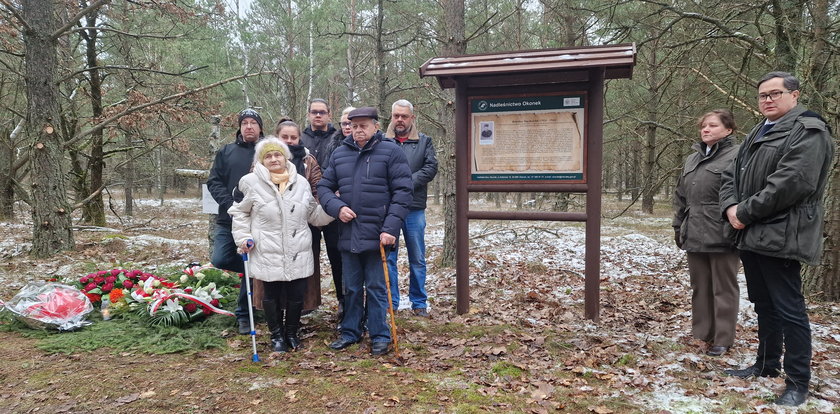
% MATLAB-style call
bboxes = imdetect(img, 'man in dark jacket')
[300,98,346,319]
[206,108,264,335]
[384,99,438,317]
[318,107,413,356]
[720,72,835,407]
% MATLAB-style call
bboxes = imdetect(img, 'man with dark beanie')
[207,108,264,335]
[299,98,346,323]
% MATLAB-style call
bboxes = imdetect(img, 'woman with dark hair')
[673,109,741,357]
[275,120,324,314]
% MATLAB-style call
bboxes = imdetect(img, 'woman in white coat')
[229,137,333,352]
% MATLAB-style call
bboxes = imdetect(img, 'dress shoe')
[723,363,780,379]
[775,387,808,406]
[371,342,391,356]
[412,308,430,318]
[706,346,728,356]
[237,319,251,335]
[329,337,359,350]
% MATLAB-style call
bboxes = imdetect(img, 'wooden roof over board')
[419,43,636,89]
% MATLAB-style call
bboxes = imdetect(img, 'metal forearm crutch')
[241,239,260,362]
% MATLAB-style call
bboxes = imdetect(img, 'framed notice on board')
[470,94,586,182]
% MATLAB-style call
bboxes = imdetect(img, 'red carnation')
[122,280,134,289]
[105,276,117,284]
[128,270,141,279]
[184,303,198,313]
[232,284,240,289]
[94,276,104,284]
[110,269,121,276]
[85,293,101,303]
[85,282,97,292]
[210,299,220,307]
[238,273,244,278]
[184,287,193,294]
[80,276,90,284]
[201,306,213,315]
[101,283,114,293]
[97,270,108,276]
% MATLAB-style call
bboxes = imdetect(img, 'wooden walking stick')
[380,243,400,358]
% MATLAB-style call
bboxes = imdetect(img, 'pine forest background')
[0,0,838,296]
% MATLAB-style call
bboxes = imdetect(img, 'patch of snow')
[125,234,202,248]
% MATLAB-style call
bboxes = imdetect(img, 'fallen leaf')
[115,394,139,405]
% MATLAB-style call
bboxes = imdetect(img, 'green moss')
[615,353,637,366]
[491,361,525,378]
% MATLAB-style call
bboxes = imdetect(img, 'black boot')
[285,300,303,350]
[262,299,288,353]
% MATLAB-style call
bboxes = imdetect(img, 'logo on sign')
[477,101,488,111]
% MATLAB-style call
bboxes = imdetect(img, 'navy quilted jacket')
[317,132,413,253]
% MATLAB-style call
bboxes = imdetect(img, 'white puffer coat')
[229,161,333,282]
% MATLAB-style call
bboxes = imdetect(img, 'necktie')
[756,123,774,141]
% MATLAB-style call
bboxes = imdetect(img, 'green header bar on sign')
[471,95,584,113]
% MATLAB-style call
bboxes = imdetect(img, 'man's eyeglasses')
[309,110,328,116]
[757,90,792,102]
[340,122,352,127]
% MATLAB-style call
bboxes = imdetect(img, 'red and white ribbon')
[149,291,234,317]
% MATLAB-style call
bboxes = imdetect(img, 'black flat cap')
[347,106,378,120]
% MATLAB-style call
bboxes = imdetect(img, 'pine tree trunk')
[437,0,465,268]
[803,148,839,300]
[23,0,74,256]
[81,11,106,226]
[0,130,14,220]
[123,132,134,217]
[801,0,838,300]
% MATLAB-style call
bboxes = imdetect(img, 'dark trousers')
[740,251,811,391]
[210,224,249,321]
[262,278,307,309]
[313,221,343,302]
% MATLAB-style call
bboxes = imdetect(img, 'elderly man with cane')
[317,107,412,356]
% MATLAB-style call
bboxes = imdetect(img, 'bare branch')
[0,0,31,32]
[51,0,112,39]
[685,67,761,117]
[69,26,187,39]
[59,64,208,83]
[637,0,771,55]
[65,71,276,148]
[70,183,106,211]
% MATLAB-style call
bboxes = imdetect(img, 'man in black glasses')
[299,98,346,324]
[720,72,834,407]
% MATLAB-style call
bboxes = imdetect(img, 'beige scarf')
[270,171,290,194]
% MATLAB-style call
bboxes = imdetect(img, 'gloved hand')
[674,231,683,249]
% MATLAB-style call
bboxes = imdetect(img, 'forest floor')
[0,193,838,413]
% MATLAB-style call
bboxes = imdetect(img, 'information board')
[470,94,585,182]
